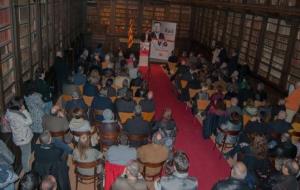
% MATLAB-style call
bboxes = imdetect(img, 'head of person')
[230,97,239,107]
[230,112,241,125]
[8,96,25,111]
[134,105,142,116]
[72,108,84,119]
[105,78,113,88]
[56,51,63,58]
[19,172,40,190]
[231,162,247,180]
[282,159,299,176]
[162,108,172,121]
[147,91,153,100]
[173,151,190,174]
[153,22,161,33]
[122,79,129,88]
[103,109,114,121]
[39,131,52,145]
[50,105,65,118]
[152,132,164,145]
[35,67,45,80]
[71,91,80,100]
[77,134,90,160]
[40,175,57,190]
[277,110,287,120]
[125,160,140,180]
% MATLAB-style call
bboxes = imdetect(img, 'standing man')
[54,51,68,95]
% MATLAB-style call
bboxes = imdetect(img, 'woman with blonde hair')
[73,134,103,176]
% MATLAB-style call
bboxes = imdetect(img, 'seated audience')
[272,159,299,190]
[285,81,300,123]
[130,72,143,87]
[268,110,291,138]
[140,91,155,113]
[104,78,117,97]
[135,81,149,98]
[99,109,120,147]
[83,72,99,97]
[154,151,198,190]
[116,90,136,113]
[69,108,91,141]
[40,175,57,190]
[269,133,297,160]
[117,79,130,97]
[111,161,147,190]
[33,131,70,190]
[64,91,88,114]
[73,134,103,176]
[124,105,150,147]
[5,97,33,173]
[42,105,69,134]
[212,162,250,190]
[137,132,169,178]
[19,172,40,190]
[0,164,18,190]
[91,89,114,121]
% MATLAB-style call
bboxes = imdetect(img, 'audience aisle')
[141,64,230,190]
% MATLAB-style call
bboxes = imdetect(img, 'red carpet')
[140,64,230,190]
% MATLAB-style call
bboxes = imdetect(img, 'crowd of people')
[0,44,198,190]
[169,42,300,190]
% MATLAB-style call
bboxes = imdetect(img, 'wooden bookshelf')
[288,28,300,88]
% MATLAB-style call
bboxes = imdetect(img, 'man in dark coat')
[33,131,70,190]
[268,111,291,136]
[54,51,68,94]
[91,89,114,121]
[124,105,150,147]
[212,162,251,190]
[140,91,155,113]
[272,159,299,190]
[115,90,136,113]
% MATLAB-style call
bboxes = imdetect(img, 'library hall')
[1,0,300,190]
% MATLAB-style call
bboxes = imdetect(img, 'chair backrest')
[138,158,165,179]
[83,95,94,107]
[142,112,155,122]
[62,94,72,102]
[127,134,148,143]
[110,96,117,103]
[118,112,135,124]
[197,100,210,110]
[133,97,143,104]
[73,159,101,169]
[50,130,69,138]
[189,89,200,99]
[180,80,188,89]
[78,85,84,95]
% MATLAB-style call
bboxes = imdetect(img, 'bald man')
[140,91,155,113]
[273,159,299,190]
[212,162,251,190]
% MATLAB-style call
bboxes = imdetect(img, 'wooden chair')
[109,96,117,103]
[214,127,240,158]
[83,95,94,107]
[73,159,103,190]
[78,85,84,95]
[98,129,120,151]
[62,94,72,102]
[197,100,210,111]
[50,129,69,139]
[188,88,200,99]
[142,112,155,122]
[118,112,135,124]
[93,109,104,122]
[133,97,143,104]
[180,80,188,89]
[138,158,166,181]
[243,114,251,127]
[127,134,148,148]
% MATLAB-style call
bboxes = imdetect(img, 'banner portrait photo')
[149,21,177,62]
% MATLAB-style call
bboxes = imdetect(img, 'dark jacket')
[268,119,291,135]
[116,98,136,113]
[91,95,114,121]
[65,99,87,112]
[83,82,98,97]
[54,56,68,81]
[140,99,155,113]
[212,177,251,190]
[33,144,71,190]
[272,175,299,190]
[130,77,143,87]
[106,86,117,97]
